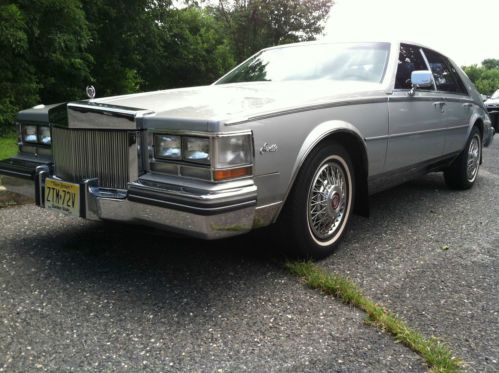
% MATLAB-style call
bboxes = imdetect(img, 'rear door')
[422,48,472,155]
[386,44,446,172]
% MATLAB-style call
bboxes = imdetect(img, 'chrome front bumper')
[0,156,261,239]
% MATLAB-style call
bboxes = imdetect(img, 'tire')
[279,142,355,260]
[444,126,482,190]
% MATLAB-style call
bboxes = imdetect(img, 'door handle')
[462,103,472,108]
[433,102,446,112]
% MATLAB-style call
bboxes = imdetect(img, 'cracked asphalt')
[0,139,497,372]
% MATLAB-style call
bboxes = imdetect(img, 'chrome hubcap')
[307,161,347,241]
[467,135,480,182]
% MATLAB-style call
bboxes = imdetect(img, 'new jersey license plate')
[44,179,80,217]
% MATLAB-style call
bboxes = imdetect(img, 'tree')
[16,0,93,103]
[137,4,235,90]
[211,0,333,62]
[481,59,499,70]
[463,59,499,96]
[0,4,39,134]
[83,0,151,96]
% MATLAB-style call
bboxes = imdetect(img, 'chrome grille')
[52,127,135,189]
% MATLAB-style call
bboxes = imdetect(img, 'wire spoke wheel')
[466,134,480,182]
[279,142,355,259]
[444,126,481,190]
[306,156,350,244]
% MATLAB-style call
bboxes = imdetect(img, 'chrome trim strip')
[418,47,437,91]
[67,102,154,130]
[225,97,389,125]
[128,181,257,202]
[389,93,474,103]
[149,128,253,137]
[127,193,256,215]
[365,124,469,142]
[67,102,148,117]
[0,169,32,179]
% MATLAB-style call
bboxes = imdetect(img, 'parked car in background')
[484,89,499,132]
[0,41,495,259]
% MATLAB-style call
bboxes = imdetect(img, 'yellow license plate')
[44,179,80,217]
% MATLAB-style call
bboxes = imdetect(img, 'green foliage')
[0,4,39,135]
[0,0,332,133]
[481,59,499,70]
[17,0,93,103]
[212,0,333,61]
[462,60,499,96]
[0,135,18,161]
[82,0,151,96]
[138,5,235,90]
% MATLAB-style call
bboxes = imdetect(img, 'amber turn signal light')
[213,166,252,181]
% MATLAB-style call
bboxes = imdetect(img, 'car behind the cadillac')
[0,41,494,259]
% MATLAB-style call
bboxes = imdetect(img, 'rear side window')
[395,44,429,89]
[423,49,468,95]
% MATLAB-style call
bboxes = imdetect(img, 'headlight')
[22,125,38,143]
[39,126,51,145]
[154,135,181,159]
[183,137,210,164]
[151,132,253,181]
[214,135,252,168]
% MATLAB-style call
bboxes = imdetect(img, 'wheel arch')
[276,120,370,221]
[470,117,484,163]
[473,118,484,139]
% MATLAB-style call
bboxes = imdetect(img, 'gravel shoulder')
[322,140,499,372]
[0,140,497,372]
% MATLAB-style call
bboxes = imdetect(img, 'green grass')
[0,135,18,160]
[286,261,463,373]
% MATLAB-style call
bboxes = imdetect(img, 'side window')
[395,44,429,89]
[423,49,467,95]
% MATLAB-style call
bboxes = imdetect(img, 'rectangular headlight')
[183,137,210,164]
[154,134,181,160]
[39,126,51,145]
[214,135,252,168]
[22,125,38,143]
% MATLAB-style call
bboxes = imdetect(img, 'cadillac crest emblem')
[86,85,96,99]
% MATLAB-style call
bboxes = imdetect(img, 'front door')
[385,44,446,172]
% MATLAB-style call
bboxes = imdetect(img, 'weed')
[286,261,463,373]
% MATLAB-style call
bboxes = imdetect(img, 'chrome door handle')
[433,102,446,112]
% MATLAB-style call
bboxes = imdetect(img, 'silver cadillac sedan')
[0,41,494,259]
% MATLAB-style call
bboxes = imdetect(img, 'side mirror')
[409,70,433,96]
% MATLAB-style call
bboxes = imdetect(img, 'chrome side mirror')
[409,70,433,96]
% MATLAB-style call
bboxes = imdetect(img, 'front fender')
[276,120,369,220]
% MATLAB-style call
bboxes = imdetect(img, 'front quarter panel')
[228,100,389,209]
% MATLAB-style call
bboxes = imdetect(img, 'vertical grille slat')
[52,128,131,189]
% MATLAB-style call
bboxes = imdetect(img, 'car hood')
[485,98,499,106]
[92,81,386,124]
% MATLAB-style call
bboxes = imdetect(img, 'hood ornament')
[86,85,96,100]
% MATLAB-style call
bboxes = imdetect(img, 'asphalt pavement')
[0,139,497,372]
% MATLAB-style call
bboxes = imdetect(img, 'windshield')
[491,90,499,99]
[215,42,390,85]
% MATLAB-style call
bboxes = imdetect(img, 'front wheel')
[279,142,355,259]
[444,127,482,190]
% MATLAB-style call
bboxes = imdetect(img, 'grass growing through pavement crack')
[286,261,463,373]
